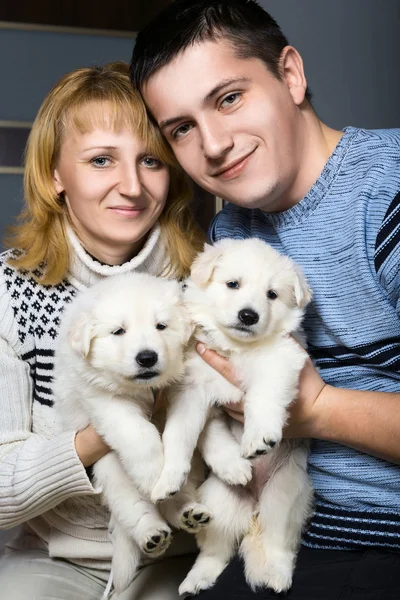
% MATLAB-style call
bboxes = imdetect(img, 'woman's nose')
[118,164,142,197]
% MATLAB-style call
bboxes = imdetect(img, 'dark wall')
[259,0,400,130]
[0,0,171,31]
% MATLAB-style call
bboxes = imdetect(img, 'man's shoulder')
[349,127,400,160]
[339,127,400,203]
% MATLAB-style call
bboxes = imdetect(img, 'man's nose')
[200,119,234,161]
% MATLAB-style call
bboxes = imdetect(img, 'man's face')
[143,39,307,212]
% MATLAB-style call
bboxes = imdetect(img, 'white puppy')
[151,238,313,595]
[53,272,209,594]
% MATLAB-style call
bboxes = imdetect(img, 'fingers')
[196,342,239,386]
[225,409,245,423]
[154,389,167,412]
[224,405,245,424]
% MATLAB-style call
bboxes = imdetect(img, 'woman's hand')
[75,424,111,468]
[196,342,329,439]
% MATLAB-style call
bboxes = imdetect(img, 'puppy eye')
[112,327,126,335]
[267,290,278,300]
[226,281,240,289]
[156,323,167,331]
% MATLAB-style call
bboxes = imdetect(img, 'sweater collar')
[263,126,359,229]
[66,223,169,290]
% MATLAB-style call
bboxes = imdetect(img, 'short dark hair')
[130,0,311,102]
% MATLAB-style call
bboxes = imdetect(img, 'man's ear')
[280,45,307,106]
[68,312,95,358]
[53,168,64,195]
[292,266,312,309]
[190,243,222,287]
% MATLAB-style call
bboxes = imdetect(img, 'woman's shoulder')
[0,249,77,340]
[0,248,47,292]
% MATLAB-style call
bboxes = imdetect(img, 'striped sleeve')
[374,190,400,313]
[0,278,96,529]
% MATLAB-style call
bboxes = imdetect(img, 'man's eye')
[220,93,241,109]
[226,281,240,289]
[172,123,192,139]
[156,323,167,330]
[90,156,111,168]
[112,327,126,335]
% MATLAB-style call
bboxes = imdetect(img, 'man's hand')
[196,342,328,439]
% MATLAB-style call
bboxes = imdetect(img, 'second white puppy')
[152,238,313,594]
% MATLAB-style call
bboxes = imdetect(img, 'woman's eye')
[226,281,240,289]
[156,323,167,330]
[112,327,126,335]
[267,290,278,300]
[172,123,192,139]
[90,156,111,168]
[141,156,163,169]
[220,93,241,109]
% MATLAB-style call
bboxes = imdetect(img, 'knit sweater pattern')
[210,127,400,552]
[0,224,170,567]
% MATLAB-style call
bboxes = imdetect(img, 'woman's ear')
[53,168,64,195]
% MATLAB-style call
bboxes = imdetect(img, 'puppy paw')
[241,427,282,460]
[259,555,293,594]
[140,527,173,557]
[179,562,222,596]
[180,503,213,533]
[212,455,253,486]
[151,465,189,503]
[244,546,294,594]
[264,564,293,594]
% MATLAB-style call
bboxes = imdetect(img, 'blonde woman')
[0,62,203,600]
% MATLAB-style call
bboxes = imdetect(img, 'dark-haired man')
[131,1,400,598]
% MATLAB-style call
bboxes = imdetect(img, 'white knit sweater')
[0,225,172,568]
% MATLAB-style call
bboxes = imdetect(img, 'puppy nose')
[238,308,259,326]
[136,350,158,368]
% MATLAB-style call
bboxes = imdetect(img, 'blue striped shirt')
[210,126,400,551]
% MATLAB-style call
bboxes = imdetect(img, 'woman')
[0,61,204,599]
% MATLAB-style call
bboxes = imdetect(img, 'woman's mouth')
[108,206,144,217]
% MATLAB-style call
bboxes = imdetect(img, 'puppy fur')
[151,239,314,595]
[53,272,210,593]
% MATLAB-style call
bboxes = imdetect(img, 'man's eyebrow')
[159,77,251,131]
[204,76,251,102]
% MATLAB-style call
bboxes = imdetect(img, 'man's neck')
[266,106,343,213]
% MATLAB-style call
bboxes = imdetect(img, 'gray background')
[0,0,399,548]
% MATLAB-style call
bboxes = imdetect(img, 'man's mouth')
[211,148,257,180]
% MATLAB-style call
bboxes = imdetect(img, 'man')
[130,1,400,598]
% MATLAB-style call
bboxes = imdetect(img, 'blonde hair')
[7,61,204,284]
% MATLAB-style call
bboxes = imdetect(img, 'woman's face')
[53,117,170,264]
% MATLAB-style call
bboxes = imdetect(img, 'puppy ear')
[190,243,222,286]
[68,312,95,358]
[292,267,312,308]
[180,305,195,344]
